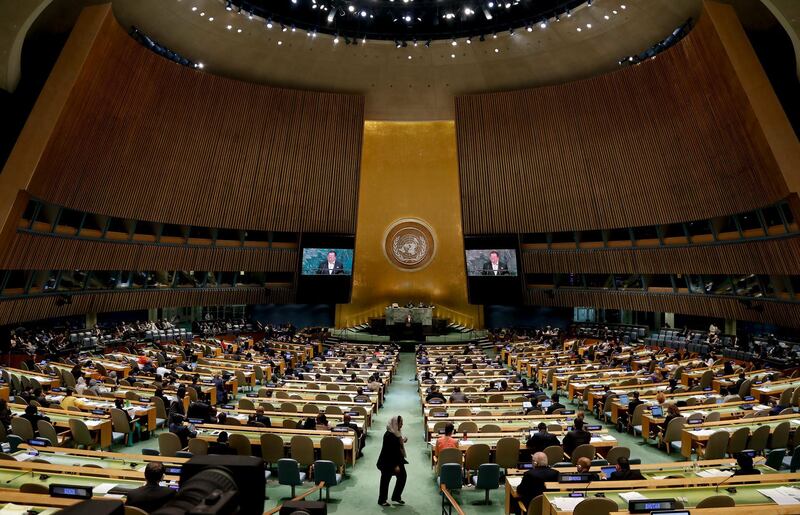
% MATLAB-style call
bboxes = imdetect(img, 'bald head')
[576,457,592,473]
[532,452,548,467]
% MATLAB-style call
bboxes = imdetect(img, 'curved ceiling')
[233,0,588,41]
[109,0,702,120]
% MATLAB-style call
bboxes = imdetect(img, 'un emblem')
[384,219,436,271]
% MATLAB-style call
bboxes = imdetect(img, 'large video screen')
[465,249,518,277]
[301,248,354,276]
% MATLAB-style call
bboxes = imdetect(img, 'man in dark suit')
[526,422,560,453]
[545,393,565,415]
[21,405,50,436]
[125,462,176,512]
[482,250,510,276]
[561,418,592,456]
[208,431,237,455]
[336,413,365,457]
[627,391,644,414]
[608,457,644,481]
[249,407,272,427]
[316,250,345,275]
[515,452,559,513]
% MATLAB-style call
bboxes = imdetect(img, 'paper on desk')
[0,504,53,515]
[93,483,120,495]
[691,429,715,436]
[551,497,587,511]
[507,476,523,488]
[618,492,648,502]
[758,487,800,505]
[695,468,733,478]
[650,475,668,480]
[14,453,34,462]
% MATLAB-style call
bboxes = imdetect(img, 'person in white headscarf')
[74,376,87,395]
[376,415,408,506]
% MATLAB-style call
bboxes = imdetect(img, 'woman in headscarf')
[376,415,408,506]
[74,376,87,395]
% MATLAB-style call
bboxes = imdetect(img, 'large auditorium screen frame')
[301,248,354,276]
[464,236,523,305]
[465,249,518,277]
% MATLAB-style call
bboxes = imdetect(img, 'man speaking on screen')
[482,250,510,276]
[317,250,345,275]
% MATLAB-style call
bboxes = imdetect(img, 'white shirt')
[492,263,499,275]
[327,262,335,274]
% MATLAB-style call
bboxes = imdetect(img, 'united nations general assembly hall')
[0,0,800,514]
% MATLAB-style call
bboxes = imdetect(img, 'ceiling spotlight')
[266,19,273,29]
[197,62,204,68]
[451,39,457,46]
[539,21,547,29]
[466,37,472,44]
[225,1,232,11]
[334,35,340,44]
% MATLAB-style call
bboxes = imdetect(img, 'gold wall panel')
[336,121,481,328]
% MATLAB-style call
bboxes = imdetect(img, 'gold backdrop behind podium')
[335,121,481,328]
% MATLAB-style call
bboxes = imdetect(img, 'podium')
[384,306,433,326]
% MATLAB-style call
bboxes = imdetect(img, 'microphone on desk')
[714,468,736,493]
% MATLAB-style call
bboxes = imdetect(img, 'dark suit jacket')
[561,429,591,456]
[526,431,560,453]
[482,261,510,276]
[545,403,565,415]
[516,466,559,509]
[125,484,176,512]
[609,469,645,481]
[317,260,345,275]
[376,431,407,471]
[208,441,237,455]
[627,399,644,415]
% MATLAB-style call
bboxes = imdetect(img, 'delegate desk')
[15,445,188,469]
[245,396,374,425]
[638,400,769,443]
[10,404,114,449]
[540,475,800,515]
[260,386,379,410]
[44,391,157,432]
[424,413,607,439]
[609,391,734,425]
[222,407,367,431]
[429,432,619,467]
[680,413,800,458]
[502,456,772,514]
[6,368,60,389]
[751,378,800,403]
[193,423,360,466]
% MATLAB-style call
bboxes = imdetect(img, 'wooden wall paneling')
[455,13,788,235]
[0,287,294,326]
[0,232,298,272]
[26,12,364,234]
[520,236,800,275]
[525,289,800,328]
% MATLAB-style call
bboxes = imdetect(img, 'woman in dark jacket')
[376,415,408,506]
